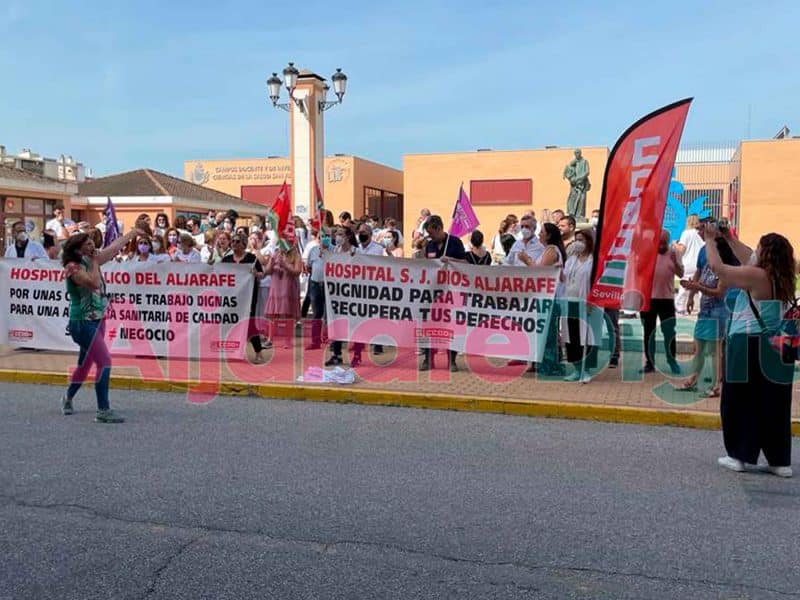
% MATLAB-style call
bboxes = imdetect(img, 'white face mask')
[520,227,533,239]
[572,241,586,254]
[152,241,162,252]
[335,235,345,246]
[16,232,28,243]
[590,217,599,227]
[748,251,759,266]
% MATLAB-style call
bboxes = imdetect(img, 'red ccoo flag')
[267,181,293,251]
[590,98,692,312]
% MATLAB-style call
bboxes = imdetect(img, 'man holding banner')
[420,215,466,372]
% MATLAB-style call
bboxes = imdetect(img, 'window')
[470,179,532,205]
[363,187,403,225]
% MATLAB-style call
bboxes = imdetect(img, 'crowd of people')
[11,201,798,479]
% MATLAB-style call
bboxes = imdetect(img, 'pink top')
[651,252,678,299]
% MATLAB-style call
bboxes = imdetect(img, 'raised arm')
[95,228,143,265]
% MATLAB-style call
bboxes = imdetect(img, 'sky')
[1,0,798,178]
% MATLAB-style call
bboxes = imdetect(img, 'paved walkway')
[2,314,798,420]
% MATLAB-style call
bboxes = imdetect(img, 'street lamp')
[266,62,348,114]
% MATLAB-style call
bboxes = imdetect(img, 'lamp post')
[265,63,348,221]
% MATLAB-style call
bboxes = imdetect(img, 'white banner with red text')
[0,258,255,359]
[324,254,559,361]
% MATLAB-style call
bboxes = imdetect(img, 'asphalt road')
[0,383,798,600]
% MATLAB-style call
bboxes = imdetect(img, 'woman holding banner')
[535,223,567,376]
[223,232,267,363]
[60,227,145,423]
[705,223,795,477]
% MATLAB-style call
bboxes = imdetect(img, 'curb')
[2,369,798,436]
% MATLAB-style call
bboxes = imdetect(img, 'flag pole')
[442,182,464,261]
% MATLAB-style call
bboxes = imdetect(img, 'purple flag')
[449,184,480,238]
[103,197,120,248]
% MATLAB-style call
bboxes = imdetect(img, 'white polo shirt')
[505,237,545,266]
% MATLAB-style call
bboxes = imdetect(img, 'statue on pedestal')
[563,149,591,220]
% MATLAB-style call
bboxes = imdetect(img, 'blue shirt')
[425,234,466,260]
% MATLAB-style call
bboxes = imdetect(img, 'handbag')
[747,291,800,363]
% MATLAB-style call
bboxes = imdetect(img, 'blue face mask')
[321,236,331,249]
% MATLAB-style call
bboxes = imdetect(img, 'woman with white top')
[562,229,601,383]
[206,230,232,265]
[172,233,202,263]
[705,224,795,477]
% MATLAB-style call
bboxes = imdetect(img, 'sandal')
[674,381,698,392]
[702,387,720,398]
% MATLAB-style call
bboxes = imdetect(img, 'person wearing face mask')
[704,222,796,477]
[265,232,303,350]
[148,233,171,263]
[355,224,384,256]
[639,229,684,374]
[153,212,170,238]
[504,215,544,267]
[164,228,180,258]
[5,220,47,258]
[133,236,157,262]
[304,231,330,350]
[562,230,601,384]
[384,230,404,258]
[300,227,321,319]
[590,209,600,232]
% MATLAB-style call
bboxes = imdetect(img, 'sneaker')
[766,465,793,478]
[419,359,430,372]
[640,364,655,374]
[95,409,124,424]
[61,395,73,416]
[581,375,592,384]
[717,456,745,472]
[324,355,342,367]
[609,357,619,369]
[449,361,459,373]
[563,372,581,382]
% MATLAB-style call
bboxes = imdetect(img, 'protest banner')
[590,98,692,311]
[324,254,559,361]
[0,259,254,359]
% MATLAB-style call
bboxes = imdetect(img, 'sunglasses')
[231,238,245,244]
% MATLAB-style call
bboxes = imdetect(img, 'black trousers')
[422,347,457,367]
[605,308,621,360]
[721,335,793,466]
[640,298,676,367]
[307,280,325,346]
[248,289,263,354]
[565,302,598,370]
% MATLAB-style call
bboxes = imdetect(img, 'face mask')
[138,243,150,254]
[168,235,178,244]
[250,225,260,234]
[335,235,344,246]
[223,222,232,231]
[591,217,599,227]
[16,232,28,243]
[382,238,392,248]
[321,236,331,249]
[572,241,586,254]
[152,241,162,252]
[358,232,370,244]
[208,217,216,225]
[520,227,532,239]
[749,252,759,266]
